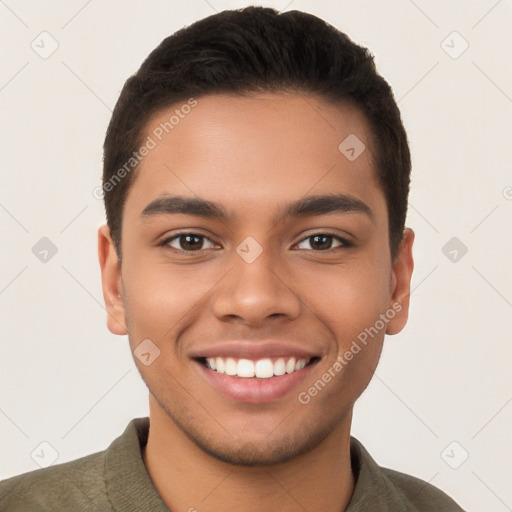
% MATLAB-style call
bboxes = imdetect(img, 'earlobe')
[97,224,128,335]
[385,228,415,336]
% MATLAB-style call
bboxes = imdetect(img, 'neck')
[142,395,355,512]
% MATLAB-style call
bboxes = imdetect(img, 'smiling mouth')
[196,356,321,379]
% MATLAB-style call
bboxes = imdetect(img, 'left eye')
[295,233,348,251]
[163,234,218,252]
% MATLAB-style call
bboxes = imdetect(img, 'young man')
[0,6,465,511]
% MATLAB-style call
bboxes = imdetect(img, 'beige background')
[1,1,512,510]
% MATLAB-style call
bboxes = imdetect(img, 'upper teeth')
[206,357,309,379]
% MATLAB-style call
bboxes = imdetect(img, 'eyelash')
[158,231,352,254]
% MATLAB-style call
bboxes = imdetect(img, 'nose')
[210,247,302,327]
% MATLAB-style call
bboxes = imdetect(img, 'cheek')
[297,258,391,344]
[121,261,203,387]
[121,257,216,347]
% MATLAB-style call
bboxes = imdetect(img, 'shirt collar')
[346,437,412,511]
[105,417,169,511]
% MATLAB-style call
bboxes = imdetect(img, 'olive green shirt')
[0,417,465,511]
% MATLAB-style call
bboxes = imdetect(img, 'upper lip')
[189,341,320,361]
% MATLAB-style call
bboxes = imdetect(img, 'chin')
[186,430,327,467]
[167,404,339,467]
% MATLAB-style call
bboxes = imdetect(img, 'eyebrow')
[140,193,373,223]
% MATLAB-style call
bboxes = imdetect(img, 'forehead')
[124,92,385,226]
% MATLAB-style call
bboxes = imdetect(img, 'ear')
[98,224,127,335]
[385,227,415,335]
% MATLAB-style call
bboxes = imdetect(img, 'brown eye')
[162,233,218,252]
[295,233,349,251]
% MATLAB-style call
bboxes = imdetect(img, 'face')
[99,92,414,466]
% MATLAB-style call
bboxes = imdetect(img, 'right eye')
[159,233,220,253]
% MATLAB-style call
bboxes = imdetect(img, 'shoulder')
[0,449,110,512]
[348,436,466,511]
[381,466,466,511]
[0,417,152,512]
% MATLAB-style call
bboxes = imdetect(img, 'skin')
[98,92,414,512]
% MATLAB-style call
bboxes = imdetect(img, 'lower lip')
[195,359,319,404]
